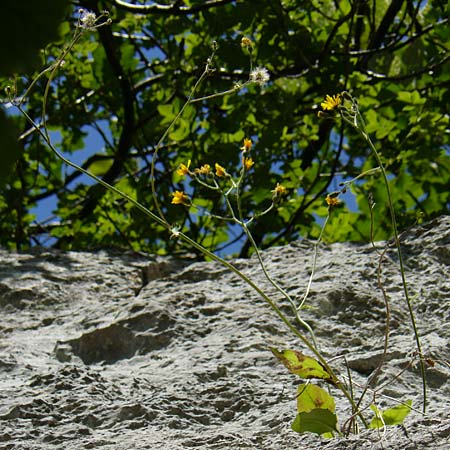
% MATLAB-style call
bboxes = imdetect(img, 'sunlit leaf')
[291,384,338,437]
[296,383,336,413]
[271,348,332,382]
[88,158,114,176]
[169,119,191,141]
[369,400,412,428]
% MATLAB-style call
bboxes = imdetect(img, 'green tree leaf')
[88,158,114,176]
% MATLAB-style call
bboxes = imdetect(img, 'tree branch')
[113,0,235,15]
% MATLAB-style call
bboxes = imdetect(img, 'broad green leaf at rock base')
[369,400,413,428]
[296,383,336,414]
[292,408,338,437]
[291,384,338,438]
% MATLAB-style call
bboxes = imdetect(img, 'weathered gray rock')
[0,216,448,449]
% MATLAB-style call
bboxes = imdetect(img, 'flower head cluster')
[215,163,227,177]
[195,164,211,175]
[171,191,190,206]
[79,9,97,30]
[250,67,270,86]
[171,138,257,207]
[326,194,340,208]
[176,160,191,177]
[271,182,287,202]
[241,37,253,50]
[321,94,341,111]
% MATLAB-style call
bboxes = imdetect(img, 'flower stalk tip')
[79,9,97,29]
[241,37,253,50]
[271,182,287,201]
[195,164,211,175]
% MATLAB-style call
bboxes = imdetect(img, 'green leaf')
[369,400,412,428]
[157,104,175,119]
[271,348,332,382]
[291,384,338,437]
[169,119,191,141]
[120,43,138,72]
[397,90,426,105]
[296,383,336,413]
[292,408,338,437]
[88,158,114,176]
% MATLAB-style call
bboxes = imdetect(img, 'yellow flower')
[271,182,287,198]
[321,94,341,111]
[241,138,252,152]
[326,195,339,207]
[176,160,191,177]
[171,190,190,206]
[215,163,227,177]
[243,157,254,170]
[241,37,253,49]
[195,164,211,175]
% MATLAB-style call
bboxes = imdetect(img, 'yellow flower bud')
[215,163,227,177]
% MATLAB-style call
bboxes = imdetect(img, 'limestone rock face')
[0,216,448,449]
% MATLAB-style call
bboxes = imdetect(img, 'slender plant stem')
[342,100,427,413]
[298,213,329,310]
[149,50,217,223]
[363,131,427,413]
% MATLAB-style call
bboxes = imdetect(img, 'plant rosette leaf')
[271,348,333,382]
[369,400,413,428]
[292,383,338,437]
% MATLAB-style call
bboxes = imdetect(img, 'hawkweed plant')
[6,11,426,439]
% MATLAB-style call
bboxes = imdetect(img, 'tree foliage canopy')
[1,0,449,256]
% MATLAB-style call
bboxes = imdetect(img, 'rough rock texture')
[0,216,449,449]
